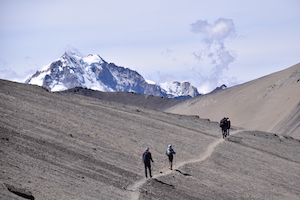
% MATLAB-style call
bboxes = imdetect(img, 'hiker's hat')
[145,147,149,151]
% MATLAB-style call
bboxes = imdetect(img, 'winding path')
[126,130,242,199]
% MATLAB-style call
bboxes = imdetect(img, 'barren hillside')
[59,87,184,111]
[166,63,300,140]
[1,79,300,199]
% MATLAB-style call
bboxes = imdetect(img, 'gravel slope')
[1,79,300,200]
[166,63,300,140]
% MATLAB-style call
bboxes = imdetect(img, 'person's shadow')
[153,179,175,189]
[175,169,192,176]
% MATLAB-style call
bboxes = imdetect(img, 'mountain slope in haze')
[1,79,300,200]
[25,51,200,99]
[166,63,300,139]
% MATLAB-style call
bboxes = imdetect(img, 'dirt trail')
[126,129,242,199]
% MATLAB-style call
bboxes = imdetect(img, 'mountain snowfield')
[26,51,200,98]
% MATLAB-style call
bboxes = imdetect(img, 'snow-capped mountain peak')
[26,52,200,98]
[158,81,199,97]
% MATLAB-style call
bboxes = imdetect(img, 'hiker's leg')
[148,165,152,177]
[170,156,173,170]
[144,163,148,177]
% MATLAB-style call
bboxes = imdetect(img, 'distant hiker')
[142,147,154,178]
[226,118,231,136]
[166,144,176,170]
[220,117,229,138]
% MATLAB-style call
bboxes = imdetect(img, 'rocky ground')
[1,79,300,199]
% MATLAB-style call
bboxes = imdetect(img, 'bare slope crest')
[59,87,185,111]
[1,79,300,199]
[166,63,300,139]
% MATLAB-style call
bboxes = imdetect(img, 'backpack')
[166,149,171,155]
[220,118,227,128]
[143,151,151,162]
[166,148,174,156]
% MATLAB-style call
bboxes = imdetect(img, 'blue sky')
[1,0,299,93]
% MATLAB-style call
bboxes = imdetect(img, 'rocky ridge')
[25,52,200,99]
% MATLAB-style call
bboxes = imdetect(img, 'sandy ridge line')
[126,129,242,199]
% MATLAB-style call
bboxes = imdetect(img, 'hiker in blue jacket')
[166,144,176,170]
[142,147,154,178]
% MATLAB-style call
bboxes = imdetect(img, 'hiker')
[142,147,154,178]
[220,117,228,138]
[226,118,231,136]
[166,144,176,170]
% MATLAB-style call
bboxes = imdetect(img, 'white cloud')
[191,18,236,44]
[189,18,238,93]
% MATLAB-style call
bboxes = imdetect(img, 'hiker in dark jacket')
[226,118,231,136]
[142,147,154,178]
[220,117,228,138]
[166,144,176,170]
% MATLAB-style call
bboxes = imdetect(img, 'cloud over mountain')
[191,18,236,43]
[190,18,238,93]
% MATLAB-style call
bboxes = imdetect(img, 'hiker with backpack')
[142,147,154,178]
[220,117,228,138]
[166,144,176,170]
[226,118,231,136]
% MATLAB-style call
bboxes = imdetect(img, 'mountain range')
[25,51,200,99]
